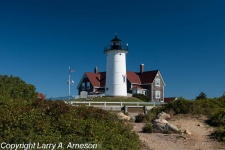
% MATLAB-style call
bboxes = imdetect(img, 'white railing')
[66,101,165,107]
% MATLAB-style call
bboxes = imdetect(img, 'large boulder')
[153,123,180,133]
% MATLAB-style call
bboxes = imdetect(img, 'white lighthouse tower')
[104,34,128,96]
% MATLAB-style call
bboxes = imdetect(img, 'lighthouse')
[104,34,128,96]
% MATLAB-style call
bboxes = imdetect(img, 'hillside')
[130,96,225,150]
[133,115,225,150]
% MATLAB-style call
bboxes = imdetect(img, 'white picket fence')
[66,101,164,108]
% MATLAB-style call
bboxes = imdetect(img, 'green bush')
[145,107,164,122]
[142,123,153,133]
[135,113,145,123]
[212,126,225,141]
[164,98,194,114]
[0,75,37,100]
[134,107,164,123]
[132,94,148,102]
[210,109,225,126]
[0,97,141,150]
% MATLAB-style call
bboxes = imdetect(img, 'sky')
[0,0,225,99]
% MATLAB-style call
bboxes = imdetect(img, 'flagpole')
[68,66,71,97]
[68,66,75,99]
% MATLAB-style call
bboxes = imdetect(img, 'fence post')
[89,102,91,106]
[104,101,106,107]
[143,106,147,115]
[121,102,123,107]
[124,105,128,114]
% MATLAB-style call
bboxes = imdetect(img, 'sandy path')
[132,114,225,150]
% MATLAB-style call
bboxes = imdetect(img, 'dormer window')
[155,78,160,86]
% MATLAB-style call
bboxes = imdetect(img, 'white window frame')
[155,78,160,87]
[155,90,161,99]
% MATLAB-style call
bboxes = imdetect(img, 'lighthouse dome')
[111,34,122,42]
[104,34,128,52]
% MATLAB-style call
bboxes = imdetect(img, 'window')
[155,91,160,99]
[155,78,160,86]
[87,82,90,89]
[82,82,85,90]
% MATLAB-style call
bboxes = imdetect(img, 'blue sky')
[0,0,225,99]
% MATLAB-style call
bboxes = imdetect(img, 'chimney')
[94,66,98,74]
[140,64,144,73]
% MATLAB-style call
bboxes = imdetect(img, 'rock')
[154,119,168,124]
[158,112,170,120]
[153,122,181,133]
[153,122,165,132]
[197,123,202,126]
[117,112,130,121]
[131,116,136,121]
[184,129,191,135]
[165,123,180,132]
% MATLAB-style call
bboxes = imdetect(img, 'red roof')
[84,70,159,88]
[85,72,106,87]
[137,70,158,84]
[127,71,141,84]
[37,93,46,100]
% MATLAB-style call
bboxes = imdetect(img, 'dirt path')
[132,114,225,150]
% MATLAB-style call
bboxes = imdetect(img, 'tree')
[0,75,37,100]
[196,92,207,100]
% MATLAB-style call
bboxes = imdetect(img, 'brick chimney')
[94,66,98,74]
[140,64,144,73]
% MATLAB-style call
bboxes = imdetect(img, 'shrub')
[212,126,225,141]
[0,97,142,150]
[132,94,149,102]
[163,98,194,114]
[135,113,145,123]
[133,107,164,123]
[142,123,153,133]
[210,109,225,126]
[144,107,164,122]
[0,75,37,100]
